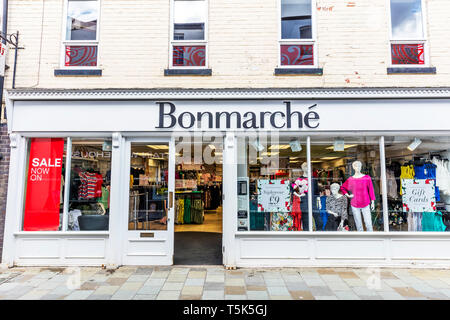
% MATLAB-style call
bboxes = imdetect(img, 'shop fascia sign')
[156,101,320,130]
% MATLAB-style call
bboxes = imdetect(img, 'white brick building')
[2,0,450,268]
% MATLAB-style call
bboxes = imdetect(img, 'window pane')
[173,46,206,66]
[173,0,206,40]
[236,135,313,232]
[23,138,66,231]
[310,137,383,232]
[65,45,98,66]
[391,43,424,65]
[66,0,98,40]
[68,139,111,231]
[390,0,423,39]
[281,0,312,39]
[384,136,450,232]
[129,143,169,231]
[280,44,314,65]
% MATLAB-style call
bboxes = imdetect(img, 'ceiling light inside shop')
[311,160,323,163]
[407,138,422,151]
[326,144,357,151]
[147,145,169,150]
[321,156,339,160]
[261,152,279,156]
[289,140,302,152]
[290,160,301,163]
[269,144,290,150]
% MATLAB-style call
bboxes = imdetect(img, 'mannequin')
[341,160,375,232]
[291,162,322,231]
[325,183,348,231]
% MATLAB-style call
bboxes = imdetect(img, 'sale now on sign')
[23,138,65,231]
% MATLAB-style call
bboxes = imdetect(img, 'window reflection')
[390,0,423,39]
[281,0,312,39]
[173,0,206,40]
[66,0,98,41]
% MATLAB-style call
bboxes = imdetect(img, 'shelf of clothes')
[175,192,204,224]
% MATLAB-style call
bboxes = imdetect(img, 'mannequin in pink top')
[341,161,375,232]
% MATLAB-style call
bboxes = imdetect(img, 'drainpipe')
[0,0,8,120]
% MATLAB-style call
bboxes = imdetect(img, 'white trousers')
[351,205,373,232]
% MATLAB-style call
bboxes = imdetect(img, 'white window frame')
[278,0,317,68]
[388,0,430,68]
[60,0,101,69]
[169,0,209,69]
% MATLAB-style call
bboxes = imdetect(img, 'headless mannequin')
[345,160,375,211]
[327,183,344,230]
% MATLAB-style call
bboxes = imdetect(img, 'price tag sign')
[257,179,291,213]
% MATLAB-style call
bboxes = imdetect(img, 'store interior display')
[129,144,169,231]
[174,145,223,231]
[68,140,111,231]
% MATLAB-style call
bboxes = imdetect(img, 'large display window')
[384,136,450,232]
[22,137,112,232]
[236,134,311,231]
[310,136,383,232]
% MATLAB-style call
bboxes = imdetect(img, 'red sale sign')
[23,138,65,231]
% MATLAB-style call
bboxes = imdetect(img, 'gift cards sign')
[401,179,436,213]
[23,138,65,231]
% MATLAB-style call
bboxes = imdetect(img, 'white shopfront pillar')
[106,132,125,268]
[222,132,237,268]
[1,134,26,267]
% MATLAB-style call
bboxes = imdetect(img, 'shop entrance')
[123,138,175,265]
[173,139,223,265]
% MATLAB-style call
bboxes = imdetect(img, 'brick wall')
[0,124,9,262]
[3,0,450,90]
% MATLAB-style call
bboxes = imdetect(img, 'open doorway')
[174,139,223,265]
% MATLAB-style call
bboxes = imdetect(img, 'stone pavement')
[0,266,450,300]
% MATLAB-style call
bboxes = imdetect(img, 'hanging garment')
[98,186,110,209]
[271,212,294,231]
[407,212,423,231]
[386,169,398,199]
[319,196,328,231]
[414,163,440,201]
[184,197,191,224]
[432,158,450,196]
[291,195,302,231]
[177,198,185,224]
[399,165,415,196]
[422,211,447,232]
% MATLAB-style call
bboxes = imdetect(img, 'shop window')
[310,137,383,232]
[63,0,99,67]
[68,139,111,231]
[236,135,312,232]
[389,0,427,66]
[279,0,316,67]
[23,138,67,231]
[170,0,208,68]
[384,136,450,232]
[129,143,169,231]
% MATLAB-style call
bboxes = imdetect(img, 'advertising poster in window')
[23,138,65,231]
[257,179,291,213]
[401,179,436,213]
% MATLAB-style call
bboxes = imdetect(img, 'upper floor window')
[389,0,427,66]
[170,0,208,68]
[279,0,316,67]
[63,0,99,67]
